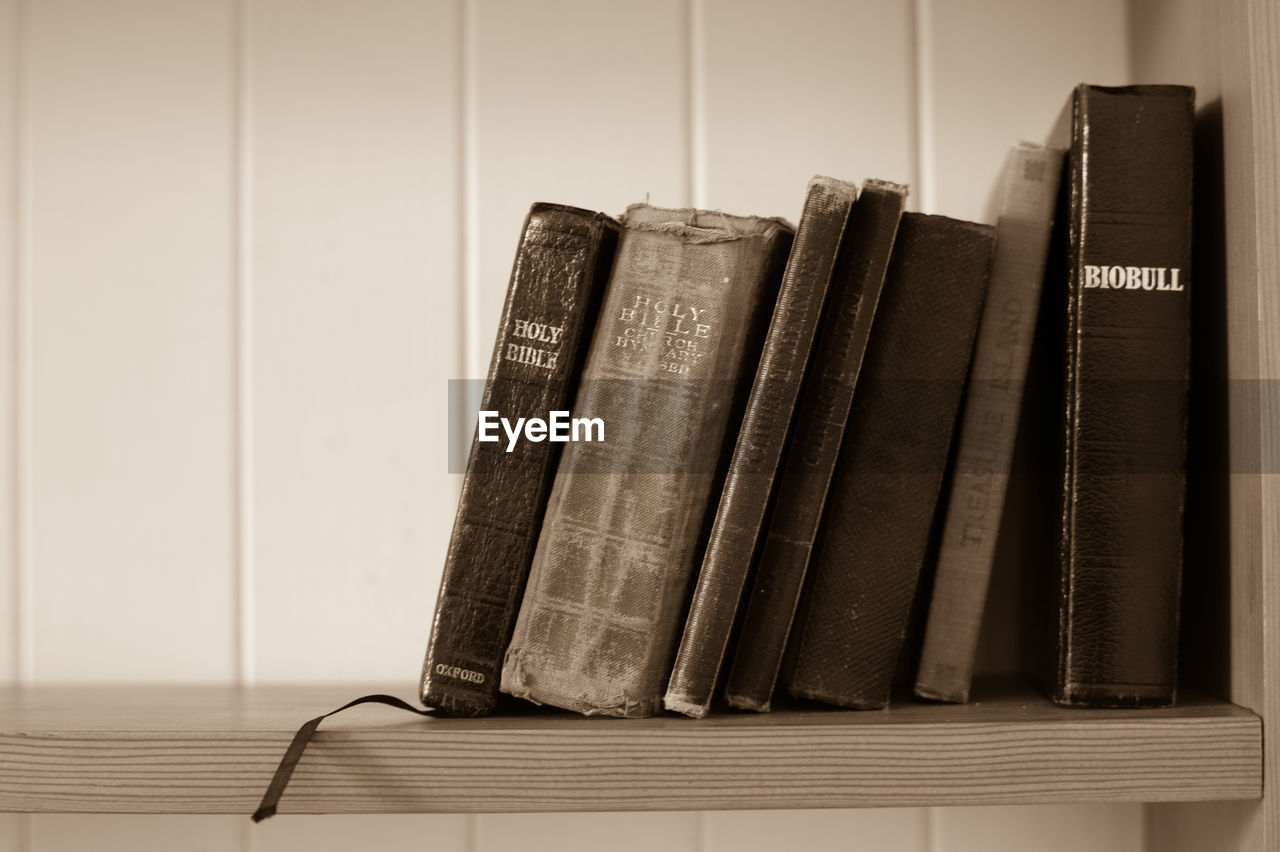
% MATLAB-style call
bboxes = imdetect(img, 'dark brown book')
[420,203,620,717]
[1040,84,1194,708]
[723,179,907,713]
[787,213,995,710]
[501,204,793,717]
[664,177,859,719]
[914,144,1062,704]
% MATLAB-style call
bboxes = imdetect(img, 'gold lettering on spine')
[506,315,565,370]
[612,293,714,375]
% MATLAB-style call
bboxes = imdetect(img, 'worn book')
[501,204,793,717]
[420,203,620,717]
[787,213,995,710]
[664,177,858,719]
[1039,84,1194,708]
[724,179,907,712]
[914,144,1062,704]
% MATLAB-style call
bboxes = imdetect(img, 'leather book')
[723,179,907,712]
[914,144,1062,704]
[787,213,995,710]
[1042,84,1194,708]
[664,177,859,719]
[420,203,620,717]
[501,204,793,717]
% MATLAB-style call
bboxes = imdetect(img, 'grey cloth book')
[915,144,1063,704]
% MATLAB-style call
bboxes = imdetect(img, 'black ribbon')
[252,693,434,822]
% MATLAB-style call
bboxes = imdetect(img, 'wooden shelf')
[0,680,1260,815]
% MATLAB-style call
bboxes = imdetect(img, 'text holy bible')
[502,205,793,717]
[420,204,619,717]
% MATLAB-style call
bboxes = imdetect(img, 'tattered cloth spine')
[665,177,858,719]
[501,204,793,717]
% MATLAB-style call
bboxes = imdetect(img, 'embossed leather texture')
[1046,84,1194,708]
[665,177,859,719]
[787,213,995,711]
[420,204,620,717]
[501,205,793,717]
[724,180,907,712]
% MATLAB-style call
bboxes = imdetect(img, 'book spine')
[501,205,793,717]
[420,204,619,717]
[724,180,907,713]
[914,145,1062,704]
[1052,84,1193,708]
[664,177,858,719]
[787,213,995,710]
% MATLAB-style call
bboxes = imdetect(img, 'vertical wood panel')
[250,0,461,683]
[0,816,20,852]
[0,0,18,687]
[932,805,1143,852]
[471,0,689,376]
[706,809,927,852]
[26,0,236,682]
[479,813,698,852]
[1139,0,1280,849]
[253,815,469,852]
[700,0,917,226]
[5,14,25,852]
[30,815,239,852]
[926,0,1130,224]
[21,4,240,849]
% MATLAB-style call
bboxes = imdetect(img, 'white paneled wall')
[2,0,19,688]
[1,0,1144,850]
[698,0,916,223]
[926,0,1131,222]
[471,0,691,375]
[25,0,237,683]
[249,0,461,684]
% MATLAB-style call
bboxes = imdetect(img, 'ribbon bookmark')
[252,693,434,822]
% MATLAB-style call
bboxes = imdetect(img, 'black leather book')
[787,213,995,710]
[420,204,620,717]
[664,177,859,719]
[501,205,793,717]
[724,180,907,712]
[1041,84,1194,708]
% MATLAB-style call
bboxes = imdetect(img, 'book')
[913,144,1063,704]
[787,212,995,710]
[419,203,620,717]
[723,179,907,712]
[664,177,859,719]
[501,204,794,717]
[1040,84,1194,708]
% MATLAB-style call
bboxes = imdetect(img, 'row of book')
[419,83,1195,718]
